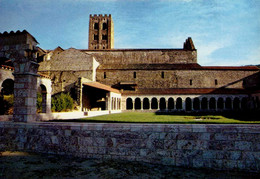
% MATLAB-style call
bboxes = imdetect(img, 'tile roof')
[83,82,121,94]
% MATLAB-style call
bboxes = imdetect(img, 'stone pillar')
[133,102,135,110]
[149,101,152,110]
[12,53,39,122]
[141,100,143,110]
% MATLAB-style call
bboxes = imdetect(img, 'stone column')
[12,50,39,122]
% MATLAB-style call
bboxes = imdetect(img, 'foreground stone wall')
[0,122,259,172]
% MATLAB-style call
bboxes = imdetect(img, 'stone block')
[202,150,217,159]
[235,141,252,151]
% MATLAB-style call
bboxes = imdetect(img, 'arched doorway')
[0,79,14,115]
[37,84,47,113]
[193,97,200,111]
[225,97,232,110]
[201,97,208,110]
[209,98,216,110]
[126,98,133,110]
[217,97,224,110]
[143,98,149,110]
[176,97,182,110]
[135,98,141,110]
[185,97,192,111]
[159,98,166,110]
[151,98,158,110]
[168,98,174,110]
[233,97,240,110]
[241,97,247,110]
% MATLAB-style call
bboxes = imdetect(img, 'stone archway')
[126,98,133,110]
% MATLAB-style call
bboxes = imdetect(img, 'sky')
[0,0,259,66]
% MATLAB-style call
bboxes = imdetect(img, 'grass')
[51,112,260,124]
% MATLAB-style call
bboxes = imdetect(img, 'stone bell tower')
[88,14,114,50]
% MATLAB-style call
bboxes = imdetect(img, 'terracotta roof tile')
[83,82,121,94]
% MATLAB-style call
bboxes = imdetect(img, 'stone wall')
[84,49,197,64]
[0,122,259,172]
[96,69,259,89]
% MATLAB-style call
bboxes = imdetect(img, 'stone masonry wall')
[84,49,197,64]
[0,122,259,172]
[96,69,259,89]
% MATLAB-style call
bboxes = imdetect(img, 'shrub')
[51,93,74,112]
[0,94,14,115]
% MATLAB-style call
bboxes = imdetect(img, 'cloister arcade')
[125,95,259,111]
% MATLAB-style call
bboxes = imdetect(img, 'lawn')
[55,112,260,124]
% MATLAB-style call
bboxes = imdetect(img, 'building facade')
[1,15,260,113]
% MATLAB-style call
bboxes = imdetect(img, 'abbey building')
[1,14,260,114]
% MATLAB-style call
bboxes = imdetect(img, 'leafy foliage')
[51,93,74,112]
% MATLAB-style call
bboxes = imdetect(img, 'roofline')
[80,48,196,52]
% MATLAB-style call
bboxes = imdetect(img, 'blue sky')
[0,0,259,66]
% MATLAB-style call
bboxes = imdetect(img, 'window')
[94,23,99,30]
[94,34,98,41]
[102,35,108,40]
[104,72,106,79]
[103,23,107,30]
[190,79,193,86]
[133,72,136,78]
[161,72,164,78]
[215,79,218,85]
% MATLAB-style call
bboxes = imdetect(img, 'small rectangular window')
[134,72,136,78]
[102,35,108,40]
[161,72,164,78]
[215,79,218,85]
[190,79,192,85]
[104,72,106,79]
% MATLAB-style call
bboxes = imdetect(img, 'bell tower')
[88,14,114,50]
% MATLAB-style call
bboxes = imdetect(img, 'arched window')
[193,97,200,110]
[143,98,149,110]
[209,97,216,110]
[233,97,240,110]
[103,23,107,30]
[217,97,224,110]
[126,98,133,110]
[159,98,166,110]
[94,23,99,29]
[176,97,182,110]
[201,97,208,110]
[1,79,14,95]
[168,98,174,110]
[135,98,141,110]
[225,97,232,110]
[151,98,158,109]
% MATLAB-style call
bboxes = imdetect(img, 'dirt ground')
[0,151,259,178]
